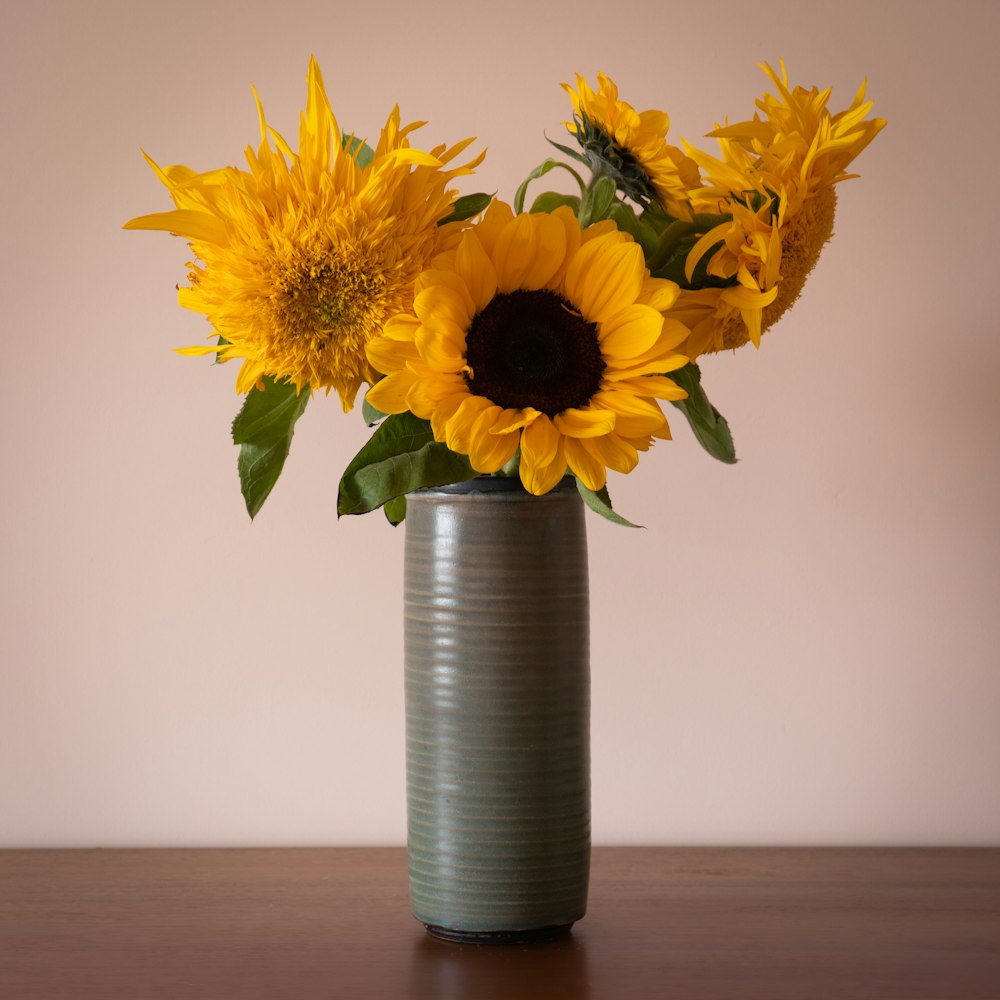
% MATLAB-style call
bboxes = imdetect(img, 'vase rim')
[414,475,576,497]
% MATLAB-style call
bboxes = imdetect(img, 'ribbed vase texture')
[404,478,591,935]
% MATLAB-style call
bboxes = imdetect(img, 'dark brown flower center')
[464,290,605,416]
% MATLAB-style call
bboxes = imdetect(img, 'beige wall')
[2,0,998,846]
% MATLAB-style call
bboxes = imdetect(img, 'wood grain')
[1,847,998,999]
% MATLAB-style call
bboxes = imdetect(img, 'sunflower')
[124,57,484,409]
[671,61,885,358]
[365,202,691,496]
[563,73,699,220]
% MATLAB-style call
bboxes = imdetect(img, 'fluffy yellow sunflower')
[671,61,885,358]
[365,202,691,496]
[563,73,699,220]
[124,57,484,409]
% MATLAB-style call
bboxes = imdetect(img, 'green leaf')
[640,201,675,228]
[338,412,478,516]
[645,219,701,275]
[646,211,738,285]
[342,134,374,168]
[576,480,642,528]
[437,192,493,226]
[608,202,660,258]
[361,396,388,427]
[231,377,310,519]
[669,364,737,464]
[383,495,407,526]
[530,192,580,215]
[513,158,585,214]
[579,174,617,227]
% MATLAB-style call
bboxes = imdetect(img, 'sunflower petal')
[490,407,541,435]
[598,304,665,357]
[429,389,468,440]
[445,394,494,454]
[123,210,228,245]
[594,391,666,437]
[366,331,420,374]
[414,317,467,372]
[474,200,516,258]
[553,407,616,438]
[520,413,560,467]
[720,282,779,310]
[177,287,209,313]
[613,374,687,400]
[563,437,607,491]
[414,278,475,327]
[455,232,498,312]
[364,371,417,414]
[564,234,645,323]
[639,276,680,312]
[582,431,639,475]
[406,372,466,417]
[467,406,519,471]
[174,344,226,357]
[520,415,566,495]
[492,212,567,292]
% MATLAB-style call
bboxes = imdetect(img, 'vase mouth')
[417,475,576,496]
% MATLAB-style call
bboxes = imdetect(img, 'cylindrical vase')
[403,476,590,942]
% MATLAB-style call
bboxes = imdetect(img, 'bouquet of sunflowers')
[126,59,884,525]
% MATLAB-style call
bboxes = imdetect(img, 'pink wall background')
[2,0,998,847]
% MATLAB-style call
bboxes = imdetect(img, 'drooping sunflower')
[671,61,886,358]
[365,202,691,496]
[563,73,699,220]
[124,57,484,409]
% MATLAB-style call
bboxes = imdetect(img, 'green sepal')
[669,363,737,464]
[231,376,310,520]
[575,480,642,528]
[530,191,580,215]
[361,397,388,427]
[342,134,374,168]
[213,334,229,365]
[337,412,478,516]
[513,159,585,214]
[437,192,494,226]
[383,495,407,526]
[544,134,590,165]
[579,175,617,227]
[499,446,521,478]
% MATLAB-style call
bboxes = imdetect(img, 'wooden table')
[2,847,998,999]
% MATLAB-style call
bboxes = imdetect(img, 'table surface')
[2,847,999,1000]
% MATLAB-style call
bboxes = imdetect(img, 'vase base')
[423,922,575,945]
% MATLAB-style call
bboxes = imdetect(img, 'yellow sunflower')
[365,202,691,496]
[672,61,885,358]
[563,73,699,220]
[124,57,484,409]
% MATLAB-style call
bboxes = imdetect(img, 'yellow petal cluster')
[365,202,691,495]
[672,61,886,358]
[124,58,483,409]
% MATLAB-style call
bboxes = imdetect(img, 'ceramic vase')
[403,476,590,942]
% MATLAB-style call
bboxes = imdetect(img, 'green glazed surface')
[404,478,591,934]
